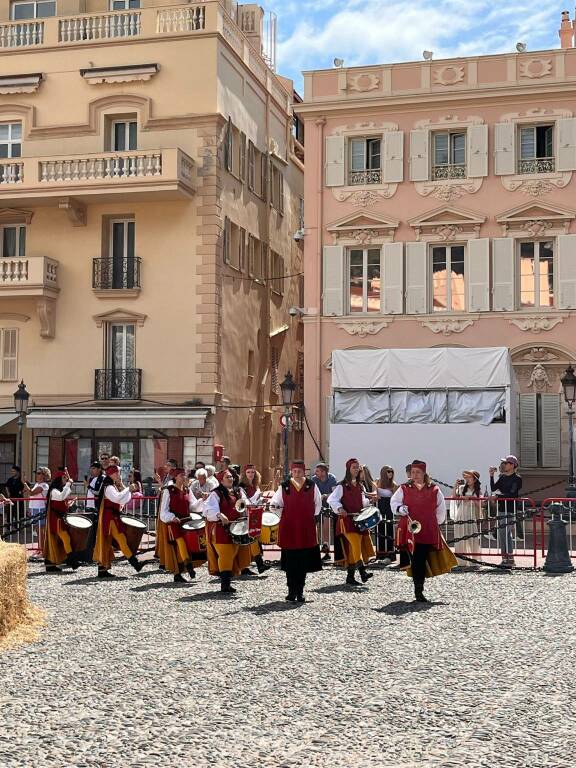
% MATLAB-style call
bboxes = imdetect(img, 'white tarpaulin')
[332,347,511,390]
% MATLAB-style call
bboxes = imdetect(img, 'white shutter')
[322,245,345,316]
[467,238,490,312]
[467,124,488,178]
[519,394,538,468]
[382,242,404,314]
[556,118,576,172]
[494,123,515,176]
[409,130,429,182]
[405,241,427,314]
[1,329,17,381]
[556,234,576,309]
[540,394,561,468]
[325,136,345,187]
[492,237,515,311]
[383,131,404,183]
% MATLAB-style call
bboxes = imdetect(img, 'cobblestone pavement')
[1,560,575,768]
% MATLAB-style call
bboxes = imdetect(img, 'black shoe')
[173,574,187,583]
[66,553,80,571]
[128,555,144,573]
[414,581,428,602]
[415,593,429,603]
[45,565,62,573]
[346,575,362,586]
[97,570,116,579]
[321,553,332,562]
[255,557,271,574]
[359,568,373,584]
[285,593,297,602]
[296,594,306,603]
[159,565,166,571]
[187,565,196,579]
[241,568,257,576]
[220,571,237,593]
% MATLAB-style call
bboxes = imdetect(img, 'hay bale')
[0,541,44,651]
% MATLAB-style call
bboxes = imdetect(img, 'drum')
[65,514,93,553]
[182,516,207,552]
[261,511,280,545]
[119,514,147,553]
[353,506,382,532]
[229,518,252,545]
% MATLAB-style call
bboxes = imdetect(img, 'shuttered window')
[519,392,561,468]
[0,328,17,381]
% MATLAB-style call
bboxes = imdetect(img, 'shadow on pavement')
[310,583,368,594]
[243,600,304,616]
[130,580,193,592]
[373,599,449,617]
[63,575,130,585]
[179,590,235,603]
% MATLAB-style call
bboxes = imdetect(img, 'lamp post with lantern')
[280,371,296,481]
[560,364,576,496]
[13,380,30,473]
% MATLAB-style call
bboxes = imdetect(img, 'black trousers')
[410,543,432,584]
[377,497,395,559]
[286,568,306,595]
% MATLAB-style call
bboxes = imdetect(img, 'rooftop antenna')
[423,50,434,61]
[263,11,277,71]
[333,58,344,68]
[515,42,527,52]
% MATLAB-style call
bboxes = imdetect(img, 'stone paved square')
[1,562,574,768]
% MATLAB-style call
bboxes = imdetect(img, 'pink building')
[296,11,576,494]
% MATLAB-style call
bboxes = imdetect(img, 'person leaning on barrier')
[311,462,337,562]
[489,456,522,568]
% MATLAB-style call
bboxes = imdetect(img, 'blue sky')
[268,0,565,89]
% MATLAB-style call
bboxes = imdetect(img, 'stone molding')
[331,186,398,206]
[80,64,159,85]
[337,319,392,337]
[420,317,477,335]
[509,315,564,333]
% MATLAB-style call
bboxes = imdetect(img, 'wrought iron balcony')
[517,157,555,174]
[94,368,142,401]
[431,164,466,180]
[348,169,382,186]
[92,257,141,291]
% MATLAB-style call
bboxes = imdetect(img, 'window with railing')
[348,247,381,312]
[432,131,466,180]
[518,125,554,174]
[0,225,26,258]
[0,123,23,184]
[519,240,554,308]
[348,137,381,185]
[97,219,139,289]
[97,322,141,399]
[431,244,466,312]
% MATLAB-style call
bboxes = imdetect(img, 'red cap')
[346,458,359,470]
[411,460,427,473]
[290,460,306,470]
[170,467,185,478]
[53,471,66,480]
[244,464,255,471]
[105,465,120,477]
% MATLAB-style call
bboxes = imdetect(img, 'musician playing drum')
[204,469,251,593]
[239,464,270,576]
[269,460,322,603]
[327,458,375,586]
[390,459,453,602]
[159,467,205,583]
[94,465,146,579]
[43,469,79,573]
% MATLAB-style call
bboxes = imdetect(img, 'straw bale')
[0,541,45,651]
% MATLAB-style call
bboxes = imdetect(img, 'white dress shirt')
[390,484,447,525]
[327,483,370,514]
[240,487,262,505]
[104,484,132,506]
[50,482,73,503]
[269,481,323,517]
[204,489,229,522]
[159,487,203,524]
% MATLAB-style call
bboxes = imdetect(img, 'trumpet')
[408,517,422,535]
[235,498,247,514]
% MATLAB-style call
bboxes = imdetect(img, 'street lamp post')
[13,380,30,472]
[561,364,576,496]
[280,371,296,481]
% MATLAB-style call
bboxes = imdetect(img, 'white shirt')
[390,484,447,525]
[159,487,203,524]
[377,488,393,498]
[269,481,323,517]
[29,482,49,512]
[240,487,262,505]
[104,484,131,506]
[50,482,73,503]
[327,483,370,514]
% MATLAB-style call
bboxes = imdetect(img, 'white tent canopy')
[332,347,512,390]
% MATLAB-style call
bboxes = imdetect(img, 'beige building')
[0,0,304,485]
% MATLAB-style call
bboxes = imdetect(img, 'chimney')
[559,10,574,48]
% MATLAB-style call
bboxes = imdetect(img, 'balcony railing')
[40,152,162,182]
[0,162,23,184]
[59,11,141,43]
[95,368,142,401]
[0,256,59,297]
[431,164,467,180]
[93,257,141,291]
[348,169,382,186]
[0,20,44,47]
[518,157,556,174]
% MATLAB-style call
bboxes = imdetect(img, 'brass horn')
[408,517,422,535]
[235,498,247,514]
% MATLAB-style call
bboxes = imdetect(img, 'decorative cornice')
[518,58,553,79]
[420,317,477,335]
[432,65,465,86]
[80,64,159,85]
[331,121,398,136]
[332,186,398,206]
[0,313,30,323]
[332,228,393,245]
[337,319,392,337]
[93,308,147,328]
[348,73,380,92]
[414,114,484,130]
[500,174,572,196]
[0,208,34,225]
[415,177,483,201]
[500,106,573,122]
[509,315,564,333]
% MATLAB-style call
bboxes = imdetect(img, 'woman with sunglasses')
[376,465,398,562]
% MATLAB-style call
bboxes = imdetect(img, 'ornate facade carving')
[408,205,485,242]
[432,66,465,86]
[518,59,553,79]
[331,187,397,206]
[58,197,87,227]
[414,178,483,201]
[80,65,159,85]
[414,114,484,130]
[37,298,56,339]
[348,73,380,92]
[332,228,388,245]
[501,176,571,196]
[331,122,398,136]
[521,347,559,363]
[431,224,463,241]
[420,317,476,335]
[337,320,392,337]
[527,364,551,391]
[509,315,564,333]
[496,201,575,237]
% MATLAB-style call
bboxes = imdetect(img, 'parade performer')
[159,468,206,582]
[327,458,375,586]
[376,465,397,562]
[43,469,78,573]
[204,469,251,593]
[154,459,177,567]
[94,465,145,579]
[269,460,322,602]
[239,464,270,575]
[391,459,456,602]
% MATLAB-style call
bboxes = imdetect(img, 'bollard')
[543,503,574,574]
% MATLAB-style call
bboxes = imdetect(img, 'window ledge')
[93,288,141,298]
[331,183,399,204]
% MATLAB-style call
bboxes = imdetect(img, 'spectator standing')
[489,456,522,568]
[216,456,232,483]
[376,465,397,562]
[6,465,24,499]
[190,468,213,499]
[452,470,482,566]
[205,465,219,490]
[312,463,337,562]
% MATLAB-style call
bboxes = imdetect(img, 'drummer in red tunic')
[159,468,205,583]
[269,460,322,602]
[239,464,270,576]
[391,459,450,602]
[204,469,251,593]
[327,458,376,586]
[43,469,78,573]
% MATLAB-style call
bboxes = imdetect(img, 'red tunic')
[101,497,126,537]
[278,482,318,550]
[339,482,364,534]
[213,491,240,545]
[47,498,68,534]
[401,483,442,549]
[167,487,190,540]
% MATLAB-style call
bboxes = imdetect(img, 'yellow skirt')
[406,539,458,579]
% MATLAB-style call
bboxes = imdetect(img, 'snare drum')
[64,514,93,553]
[229,518,252,545]
[260,511,280,545]
[182,515,207,552]
[353,506,382,532]
[119,514,147,553]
